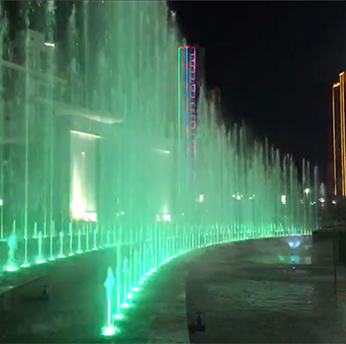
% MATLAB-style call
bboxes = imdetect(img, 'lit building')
[1,28,175,235]
[332,72,346,197]
[0,29,122,233]
[177,45,204,162]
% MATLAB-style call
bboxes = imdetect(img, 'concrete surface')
[0,247,191,343]
[186,236,346,343]
[1,235,345,343]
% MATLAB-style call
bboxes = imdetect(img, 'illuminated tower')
[177,45,202,162]
[332,72,346,197]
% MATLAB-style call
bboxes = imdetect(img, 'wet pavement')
[0,247,191,343]
[1,236,346,343]
[186,237,346,343]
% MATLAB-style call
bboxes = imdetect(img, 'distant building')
[332,72,346,197]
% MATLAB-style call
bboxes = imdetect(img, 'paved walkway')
[0,248,190,343]
[186,236,346,343]
[2,235,345,343]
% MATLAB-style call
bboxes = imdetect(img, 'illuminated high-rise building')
[332,72,346,197]
[177,45,204,162]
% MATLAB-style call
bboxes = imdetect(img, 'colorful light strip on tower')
[177,48,181,142]
[185,47,189,163]
[177,45,198,162]
[190,48,197,157]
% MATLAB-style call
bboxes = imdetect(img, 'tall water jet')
[36,231,44,263]
[102,267,117,336]
[5,232,17,272]
[0,3,320,335]
[0,4,6,241]
[23,8,31,257]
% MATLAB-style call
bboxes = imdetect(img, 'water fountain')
[58,231,64,258]
[103,267,116,336]
[5,232,17,272]
[36,231,44,264]
[0,1,320,339]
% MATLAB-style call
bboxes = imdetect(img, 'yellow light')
[332,83,338,195]
[339,73,344,195]
[340,73,346,196]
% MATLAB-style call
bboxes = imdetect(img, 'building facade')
[332,72,346,197]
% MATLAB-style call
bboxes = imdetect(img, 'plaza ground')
[1,236,346,343]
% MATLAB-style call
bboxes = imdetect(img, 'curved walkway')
[2,235,345,343]
[0,248,191,343]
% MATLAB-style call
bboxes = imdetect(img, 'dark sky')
[5,1,346,181]
[171,1,346,181]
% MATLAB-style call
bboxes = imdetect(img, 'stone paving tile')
[186,238,346,343]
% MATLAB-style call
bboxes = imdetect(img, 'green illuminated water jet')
[5,233,17,272]
[36,231,45,264]
[0,1,321,339]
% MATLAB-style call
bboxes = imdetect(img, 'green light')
[102,325,119,337]
[121,302,130,309]
[5,264,17,272]
[113,313,122,320]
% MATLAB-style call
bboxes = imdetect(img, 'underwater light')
[44,42,55,48]
[102,325,119,336]
[121,302,130,309]
[288,241,300,249]
[5,264,17,272]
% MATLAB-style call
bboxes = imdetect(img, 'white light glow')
[44,42,55,48]
[163,214,171,222]
[83,212,97,222]
[70,130,100,140]
[156,149,170,154]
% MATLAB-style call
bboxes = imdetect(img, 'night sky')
[172,1,346,181]
[5,1,346,181]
